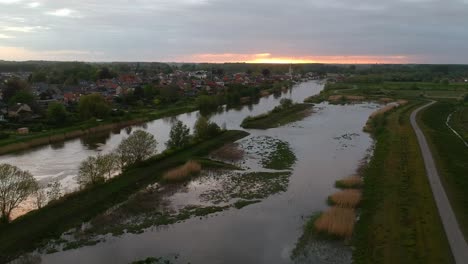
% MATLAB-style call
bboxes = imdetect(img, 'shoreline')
[0,105,196,156]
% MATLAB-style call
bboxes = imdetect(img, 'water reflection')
[80,131,113,149]
[40,101,378,264]
[0,81,324,192]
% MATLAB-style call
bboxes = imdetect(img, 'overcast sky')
[0,0,467,63]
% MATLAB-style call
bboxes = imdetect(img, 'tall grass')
[329,190,362,207]
[335,175,363,189]
[163,161,202,182]
[314,207,356,238]
[369,104,398,119]
[211,143,244,162]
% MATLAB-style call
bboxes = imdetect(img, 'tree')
[100,153,118,179]
[280,98,293,108]
[77,156,105,188]
[77,153,118,189]
[143,84,158,99]
[35,189,47,209]
[8,90,35,106]
[46,181,62,202]
[97,67,114,80]
[116,130,158,168]
[262,68,271,78]
[166,120,191,149]
[159,85,180,103]
[78,93,111,120]
[0,164,38,223]
[47,102,68,124]
[1,78,29,102]
[194,116,221,140]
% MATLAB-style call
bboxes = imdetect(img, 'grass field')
[353,102,454,264]
[0,130,249,262]
[418,102,468,240]
[241,103,313,129]
[307,81,468,103]
[450,104,468,141]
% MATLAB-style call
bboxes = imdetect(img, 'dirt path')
[410,101,468,264]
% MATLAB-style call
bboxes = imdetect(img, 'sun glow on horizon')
[183,53,411,64]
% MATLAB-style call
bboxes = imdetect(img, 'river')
[4,81,380,263]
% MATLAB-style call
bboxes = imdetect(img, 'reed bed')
[163,161,202,182]
[369,104,398,119]
[379,97,393,103]
[329,190,362,207]
[314,207,356,238]
[335,175,363,189]
[211,143,244,162]
[397,99,408,106]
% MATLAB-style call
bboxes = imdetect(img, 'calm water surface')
[3,81,380,263]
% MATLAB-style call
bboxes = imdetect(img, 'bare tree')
[116,130,158,168]
[0,164,38,223]
[77,153,118,188]
[100,153,118,179]
[35,189,47,209]
[46,181,62,202]
[77,156,106,188]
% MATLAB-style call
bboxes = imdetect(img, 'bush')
[0,133,9,140]
[47,102,68,125]
[194,116,221,140]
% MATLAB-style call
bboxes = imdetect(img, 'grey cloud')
[0,0,467,62]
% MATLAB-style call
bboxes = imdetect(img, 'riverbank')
[418,101,468,240]
[0,104,197,155]
[241,103,313,129]
[0,130,249,263]
[353,101,454,264]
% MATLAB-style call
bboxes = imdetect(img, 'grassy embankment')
[450,103,468,140]
[353,102,454,264]
[241,103,313,129]
[0,103,197,155]
[418,102,468,239]
[305,81,468,104]
[0,130,249,262]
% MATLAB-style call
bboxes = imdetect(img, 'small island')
[241,99,314,129]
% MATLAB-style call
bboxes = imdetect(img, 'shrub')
[0,133,9,140]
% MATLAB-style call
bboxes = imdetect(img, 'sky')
[0,0,468,63]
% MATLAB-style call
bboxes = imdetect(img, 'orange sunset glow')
[183,53,411,64]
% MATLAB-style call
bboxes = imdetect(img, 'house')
[17,127,29,134]
[8,103,33,121]
[64,93,79,103]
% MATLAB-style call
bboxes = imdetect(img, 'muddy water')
[40,99,380,264]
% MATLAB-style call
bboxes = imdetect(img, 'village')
[0,63,323,135]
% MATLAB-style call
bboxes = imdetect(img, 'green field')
[418,102,468,239]
[322,81,468,100]
[450,105,468,140]
[0,130,249,262]
[241,103,313,129]
[353,102,454,264]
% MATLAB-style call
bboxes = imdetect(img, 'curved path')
[410,101,468,264]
